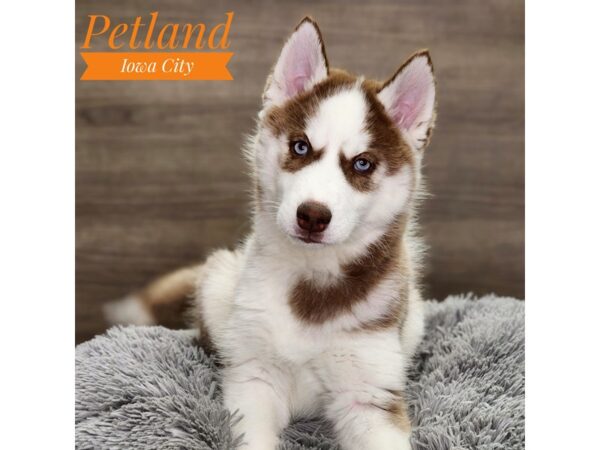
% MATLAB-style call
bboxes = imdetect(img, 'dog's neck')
[249,208,409,325]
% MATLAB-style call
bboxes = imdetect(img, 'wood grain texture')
[76,0,524,343]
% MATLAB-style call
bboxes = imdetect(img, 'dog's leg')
[326,391,412,450]
[318,332,413,450]
[222,363,290,450]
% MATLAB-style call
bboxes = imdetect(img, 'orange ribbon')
[80,52,233,80]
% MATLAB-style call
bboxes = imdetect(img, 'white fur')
[103,295,155,326]
[195,248,244,338]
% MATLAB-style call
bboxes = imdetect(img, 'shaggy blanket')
[76,295,524,450]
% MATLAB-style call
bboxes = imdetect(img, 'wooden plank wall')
[76,0,524,343]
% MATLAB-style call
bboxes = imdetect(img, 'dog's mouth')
[293,231,325,244]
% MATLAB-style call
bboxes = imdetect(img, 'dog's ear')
[377,51,436,150]
[262,17,329,108]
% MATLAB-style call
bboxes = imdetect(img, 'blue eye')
[353,158,372,173]
[292,140,310,156]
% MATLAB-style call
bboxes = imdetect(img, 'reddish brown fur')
[362,84,414,175]
[338,152,376,192]
[134,265,201,332]
[135,263,216,351]
[282,144,324,173]
[148,296,191,329]
[361,390,412,432]
[288,219,408,327]
[265,70,356,139]
[264,69,414,192]
[387,397,412,432]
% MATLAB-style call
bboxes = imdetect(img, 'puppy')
[105,17,436,450]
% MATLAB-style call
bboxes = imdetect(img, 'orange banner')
[80,52,233,80]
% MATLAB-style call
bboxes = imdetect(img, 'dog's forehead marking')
[305,87,370,157]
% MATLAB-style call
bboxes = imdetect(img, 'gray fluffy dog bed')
[76,295,524,449]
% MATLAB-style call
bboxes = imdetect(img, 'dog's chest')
[263,279,328,362]
[233,266,332,364]
[229,241,402,368]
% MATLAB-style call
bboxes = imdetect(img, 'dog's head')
[251,18,436,247]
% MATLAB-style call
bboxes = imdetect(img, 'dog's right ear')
[262,17,329,108]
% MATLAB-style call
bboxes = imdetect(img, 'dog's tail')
[103,264,202,329]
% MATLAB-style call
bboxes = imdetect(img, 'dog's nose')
[296,202,332,233]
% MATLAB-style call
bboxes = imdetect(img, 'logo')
[80,12,234,81]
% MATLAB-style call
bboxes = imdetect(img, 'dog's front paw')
[238,437,279,450]
[398,434,412,450]
[365,430,412,450]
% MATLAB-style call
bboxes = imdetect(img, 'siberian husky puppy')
[104,17,436,450]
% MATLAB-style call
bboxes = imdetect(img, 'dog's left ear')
[262,17,329,108]
[378,51,436,150]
